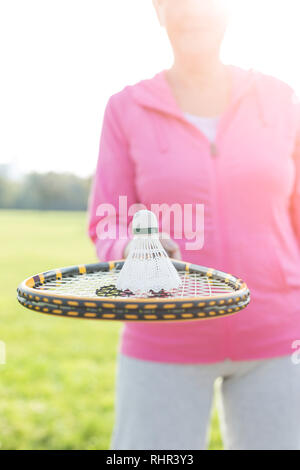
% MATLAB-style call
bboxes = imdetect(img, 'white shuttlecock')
[116,210,182,293]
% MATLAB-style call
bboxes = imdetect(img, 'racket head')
[17,260,250,322]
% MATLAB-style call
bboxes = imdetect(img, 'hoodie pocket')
[276,245,300,290]
[233,236,292,294]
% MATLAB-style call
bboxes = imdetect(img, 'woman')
[88,0,300,450]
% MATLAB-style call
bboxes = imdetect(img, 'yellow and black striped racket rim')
[17,260,250,321]
[17,294,250,321]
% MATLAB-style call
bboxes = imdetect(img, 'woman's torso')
[111,65,300,362]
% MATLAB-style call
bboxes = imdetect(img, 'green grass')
[0,209,223,450]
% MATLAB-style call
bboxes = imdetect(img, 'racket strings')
[32,270,236,299]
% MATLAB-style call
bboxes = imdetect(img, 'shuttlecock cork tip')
[132,210,158,235]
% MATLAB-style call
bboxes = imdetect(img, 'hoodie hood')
[130,65,267,121]
[130,65,267,125]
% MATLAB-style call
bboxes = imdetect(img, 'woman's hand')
[123,232,182,260]
[158,232,182,260]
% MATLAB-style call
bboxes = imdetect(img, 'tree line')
[0,172,92,211]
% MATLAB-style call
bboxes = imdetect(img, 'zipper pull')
[210,142,218,157]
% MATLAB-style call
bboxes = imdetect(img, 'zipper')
[209,132,232,359]
[210,141,218,157]
[176,117,220,158]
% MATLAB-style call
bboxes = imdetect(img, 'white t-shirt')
[184,112,220,143]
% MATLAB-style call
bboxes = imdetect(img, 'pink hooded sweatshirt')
[88,65,300,363]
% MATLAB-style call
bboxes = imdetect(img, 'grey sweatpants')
[110,353,300,450]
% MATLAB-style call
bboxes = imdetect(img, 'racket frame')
[17,259,250,321]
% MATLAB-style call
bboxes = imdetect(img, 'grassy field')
[0,210,223,450]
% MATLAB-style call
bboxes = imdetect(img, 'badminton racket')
[17,259,250,322]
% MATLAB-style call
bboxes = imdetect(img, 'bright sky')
[1,0,300,177]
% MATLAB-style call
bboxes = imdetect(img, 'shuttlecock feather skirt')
[116,235,182,294]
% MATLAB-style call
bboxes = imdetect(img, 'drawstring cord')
[253,80,269,127]
[152,113,169,153]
